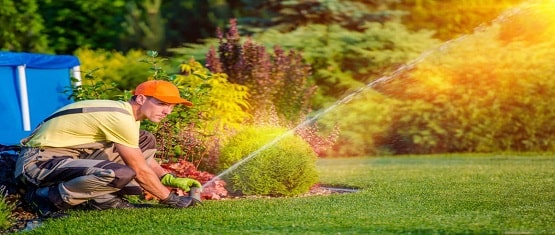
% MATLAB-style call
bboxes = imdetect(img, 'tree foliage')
[178,20,438,109]
[120,0,165,52]
[161,0,234,50]
[392,0,526,40]
[74,48,152,92]
[235,0,402,32]
[38,0,128,54]
[329,2,555,155]
[0,0,49,52]
[253,22,439,108]
[2,0,525,56]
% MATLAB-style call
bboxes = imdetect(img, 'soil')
[2,185,352,234]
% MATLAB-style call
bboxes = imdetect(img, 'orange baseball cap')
[134,80,193,106]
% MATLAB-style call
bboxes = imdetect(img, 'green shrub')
[0,186,15,231]
[219,126,319,197]
[74,48,152,91]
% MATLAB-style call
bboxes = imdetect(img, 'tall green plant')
[254,22,439,108]
[64,68,127,101]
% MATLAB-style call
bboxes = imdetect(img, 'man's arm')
[147,157,168,178]
[147,156,203,192]
[114,143,171,200]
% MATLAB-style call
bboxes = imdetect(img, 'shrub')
[218,126,319,197]
[0,186,15,231]
[74,48,152,91]
[372,2,555,154]
[205,19,315,124]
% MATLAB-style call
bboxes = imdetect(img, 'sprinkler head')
[189,187,202,202]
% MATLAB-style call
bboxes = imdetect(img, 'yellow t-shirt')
[25,100,140,148]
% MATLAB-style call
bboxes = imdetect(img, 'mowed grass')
[24,154,554,234]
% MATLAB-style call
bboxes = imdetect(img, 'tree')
[0,0,49,52]
[391,0,525,40]
[161,0,235,53]
[36,0,238,54]
[235,0,402,32]
[119,0,165,52]
[39,0,128,54]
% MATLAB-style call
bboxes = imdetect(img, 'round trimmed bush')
[218,126,319,197]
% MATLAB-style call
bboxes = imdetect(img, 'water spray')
[201,0,540,188]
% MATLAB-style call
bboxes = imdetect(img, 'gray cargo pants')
[15,130,157,209]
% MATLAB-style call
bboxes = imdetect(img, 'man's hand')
[160,193,196,208]
[160,173,202,192]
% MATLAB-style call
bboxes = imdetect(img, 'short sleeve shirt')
[25,100,140,148]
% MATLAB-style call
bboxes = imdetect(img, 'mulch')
[2,194,37,234]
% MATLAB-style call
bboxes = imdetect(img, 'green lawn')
[23,154,555,234]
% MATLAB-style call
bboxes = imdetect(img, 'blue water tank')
[0,52,81,145]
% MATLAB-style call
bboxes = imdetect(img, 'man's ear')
[136,94,148,105]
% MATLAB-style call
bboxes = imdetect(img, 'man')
[14,80,202,217]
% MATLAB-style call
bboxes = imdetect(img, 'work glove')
[160,193,197,208]
[160,173,202,192]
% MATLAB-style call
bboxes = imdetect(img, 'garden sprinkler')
[189,187,203,205]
